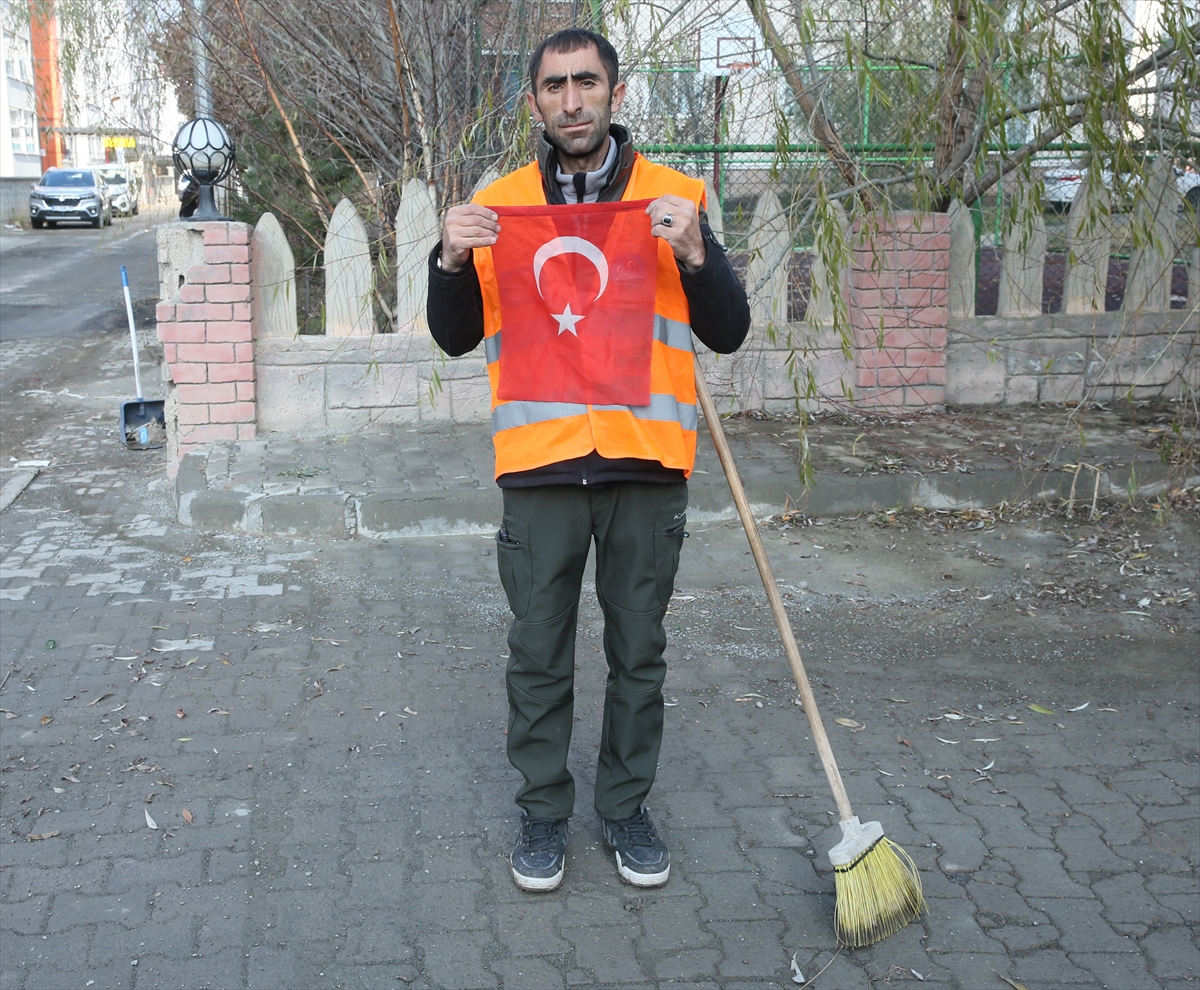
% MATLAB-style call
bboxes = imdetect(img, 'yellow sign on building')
[103,135,137,149]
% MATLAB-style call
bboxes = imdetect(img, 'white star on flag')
[551,302,584,336]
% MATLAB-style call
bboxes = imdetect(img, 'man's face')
[526,44,626,163]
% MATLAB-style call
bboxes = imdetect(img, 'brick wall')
[156,221,256,475]
[849,212,951,409]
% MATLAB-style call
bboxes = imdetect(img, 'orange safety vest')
[472,155,703,480]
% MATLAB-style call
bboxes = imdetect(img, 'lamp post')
[172,117,235,222]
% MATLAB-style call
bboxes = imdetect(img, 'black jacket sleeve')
[678,223,750,354]
[426,243,484,357]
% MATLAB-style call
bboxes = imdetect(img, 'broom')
[693,367,925,947]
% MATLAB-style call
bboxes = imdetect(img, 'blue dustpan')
[118,265,165,449]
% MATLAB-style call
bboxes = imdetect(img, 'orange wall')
[29,2,63,168]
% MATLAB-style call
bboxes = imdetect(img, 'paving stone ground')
[1,330,1198,989]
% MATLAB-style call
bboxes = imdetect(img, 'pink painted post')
[156,221,256,474]
[849,213,951,409]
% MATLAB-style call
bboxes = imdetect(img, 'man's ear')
[609,79,627,115]
[526,91,543,123]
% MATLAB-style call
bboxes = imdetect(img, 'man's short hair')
[527,29,619,92]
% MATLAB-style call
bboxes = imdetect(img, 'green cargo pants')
[495,481,688,821]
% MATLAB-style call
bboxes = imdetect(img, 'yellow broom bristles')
[833,836,926,948]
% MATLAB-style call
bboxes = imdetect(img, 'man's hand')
[441,204,500,272]
[646,194,706,271]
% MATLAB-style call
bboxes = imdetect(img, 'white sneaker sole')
[614,850,670,888]
[510,862,564,892]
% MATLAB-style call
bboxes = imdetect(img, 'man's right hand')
[440,205,500,272]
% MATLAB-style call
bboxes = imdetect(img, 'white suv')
[1042,161,1200,214]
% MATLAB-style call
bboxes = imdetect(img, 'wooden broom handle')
[694,367,855,822]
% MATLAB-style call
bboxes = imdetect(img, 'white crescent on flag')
[533,236,609,300]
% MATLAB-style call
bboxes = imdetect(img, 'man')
[427,28,749,892]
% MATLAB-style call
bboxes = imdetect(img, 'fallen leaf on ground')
[176,709,185,719]
[1097,707,1117,712]
[326,663,346,672]
[974,737,1000,742]
[1068,702,1089,712]
[1,710,17,719]
[85,693,114,707]
[61,775,80,783]
[896,735,912,746]
[177,737,192,742]
[26,830,60,841]
[992,972,1029,990]
[942,713,964,720]
[40,716,52,726]
[144,809,158,830]
[911,971,927,982]
[834,718,862,728]
[936,737,960,744]
[403,706,418,716]
[790,952,805,984]
[885,697,908,703]
[207,709,230,715]
[1027,703,1055,714]
[182,809,193,824]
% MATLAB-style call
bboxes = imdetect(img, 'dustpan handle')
[121,266,143,400]
[694,365,855,822]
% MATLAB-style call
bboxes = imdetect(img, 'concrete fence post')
[1063,179,1112,315]
[1124,158,1178,315]
[806,201,849,327]
[324,198,373,336]
[946,199,975,319]
[471,166,502,200]
[394,178,440,333]
[745,190,790,331]
[156,220,256,475]
[251,211,297,337]
[849,212,951,409]
[997,182,1046,317]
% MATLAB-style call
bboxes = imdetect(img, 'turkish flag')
[488,200,658,406]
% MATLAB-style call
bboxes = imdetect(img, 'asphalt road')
[0,208,164,342]
[0,208,168,463]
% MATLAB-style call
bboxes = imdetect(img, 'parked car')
[96,165,139,217]
[29,169,112,228]
[1041,162,1200,213]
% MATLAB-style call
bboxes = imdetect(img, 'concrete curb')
[171,444,1193,539]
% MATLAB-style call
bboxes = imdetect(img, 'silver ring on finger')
[660,213,674,228]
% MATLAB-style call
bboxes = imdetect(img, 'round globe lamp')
[172,117,236,221]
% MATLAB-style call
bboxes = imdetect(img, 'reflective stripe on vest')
[493,393,697,434]
[484,331,502,364]
[484,314,690,368]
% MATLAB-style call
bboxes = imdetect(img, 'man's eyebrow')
[540,69,603,86]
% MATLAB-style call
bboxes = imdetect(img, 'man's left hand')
[647,195,706,271]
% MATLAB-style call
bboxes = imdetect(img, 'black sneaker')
[510,811,568,892]
[601,804,670,887]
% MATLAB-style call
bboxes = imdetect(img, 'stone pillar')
[849,212,951,409]
[156,220,256,476]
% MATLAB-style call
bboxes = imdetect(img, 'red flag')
[488,200,658,406]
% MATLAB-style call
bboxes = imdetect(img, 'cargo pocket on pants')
[496,515,532,620]
[653,489,688,607]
